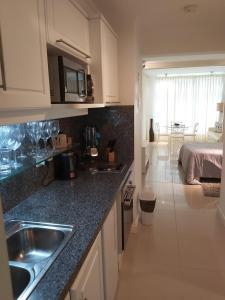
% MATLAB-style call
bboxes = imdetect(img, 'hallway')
[116,142,225,300]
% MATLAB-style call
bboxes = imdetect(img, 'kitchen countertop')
[4,160,133,300]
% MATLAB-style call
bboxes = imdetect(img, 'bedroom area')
[142,58,225,189]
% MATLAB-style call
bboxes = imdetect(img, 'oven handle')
[123,185,136,208]
[56,39,91,59]
[0,27,6,90]
[121,171,132,191]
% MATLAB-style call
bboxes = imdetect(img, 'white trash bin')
[139,189,156,225]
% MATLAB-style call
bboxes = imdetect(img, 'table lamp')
[217,102,224,112]
[216,102,224,129]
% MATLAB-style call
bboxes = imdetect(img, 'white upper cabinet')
[101,20,119,104]
[45,0,90,61]
[0,0,50,110]
[89,17,119,104]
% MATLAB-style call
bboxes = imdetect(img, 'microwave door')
[78,71,86,99]
[64,67,80,102]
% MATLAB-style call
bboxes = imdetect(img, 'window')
[153,74,225,137]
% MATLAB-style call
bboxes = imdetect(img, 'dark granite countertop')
[4,160,133,300]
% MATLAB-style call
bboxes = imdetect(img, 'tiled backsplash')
[0,106,134,213]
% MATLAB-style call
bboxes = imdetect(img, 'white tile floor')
[116,142,225,300]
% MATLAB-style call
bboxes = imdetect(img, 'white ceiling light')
[183,4,198,13]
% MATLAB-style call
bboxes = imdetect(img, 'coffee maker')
[84,126,99,158]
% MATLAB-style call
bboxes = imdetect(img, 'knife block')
[107,149,116,162]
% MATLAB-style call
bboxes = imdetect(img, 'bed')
[178,142,223,184]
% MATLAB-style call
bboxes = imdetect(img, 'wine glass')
[39,121,52,155]
[9,124,25,169]
[17,124,27,160]
[0,126,15,175]
[26,122,42,160]
[10,124,23,168]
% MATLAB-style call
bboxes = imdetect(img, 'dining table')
[167,124,189,134]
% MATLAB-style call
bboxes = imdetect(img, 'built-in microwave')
[48,55,93,103]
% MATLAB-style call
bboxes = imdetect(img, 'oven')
[121,171,136,250]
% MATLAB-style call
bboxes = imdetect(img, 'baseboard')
[217,204,225,227]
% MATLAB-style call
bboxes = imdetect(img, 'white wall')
[117,25,142,223]
[133,69,142,223]
[142,73,151,143]
[142,72,156,143]
[217,120,225,219]
[217,79,225,218]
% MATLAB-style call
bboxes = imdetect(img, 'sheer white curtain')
[153,74,225,138]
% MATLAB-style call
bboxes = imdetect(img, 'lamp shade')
[217,102,224,112]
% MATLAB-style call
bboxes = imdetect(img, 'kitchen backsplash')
[1,164,50,213]
[0,106,134,213]
[87,106,134,163]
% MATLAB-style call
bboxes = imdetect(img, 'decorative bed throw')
[178,142,223,185]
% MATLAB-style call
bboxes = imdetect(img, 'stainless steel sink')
[7,226,65,264]
[90,162,126,174]
[6,220,74,300]
[9,264,33,300]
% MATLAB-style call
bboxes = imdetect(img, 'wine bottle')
[149,118,154,142]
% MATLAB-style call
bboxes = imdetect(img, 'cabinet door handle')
[0,27,6,90]
[56,39,91,59]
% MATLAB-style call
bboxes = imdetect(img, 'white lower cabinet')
[70,232,104,300]
[68,201,119,300]
[102,201,119,300]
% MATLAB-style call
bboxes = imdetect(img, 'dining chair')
[169,124,185,156]
[155,123,170,143]
[184,122,199,141]
[155,122,160,143]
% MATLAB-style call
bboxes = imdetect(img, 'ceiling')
[92,0,225,58]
